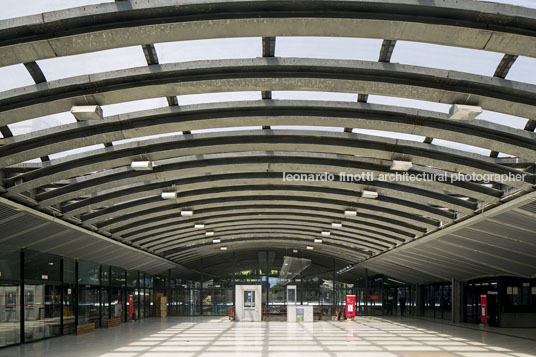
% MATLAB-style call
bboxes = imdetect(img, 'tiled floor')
[2,316,536,357]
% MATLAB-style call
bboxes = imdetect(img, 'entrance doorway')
[235,285,262,321]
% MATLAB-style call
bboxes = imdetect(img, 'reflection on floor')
[2,316,536,357]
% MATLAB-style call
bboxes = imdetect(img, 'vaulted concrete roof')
[0,0,535,280]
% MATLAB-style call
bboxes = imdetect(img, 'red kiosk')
[480,294,487,324]
[346,295,356,319]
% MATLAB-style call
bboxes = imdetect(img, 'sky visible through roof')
[1,0,536,161]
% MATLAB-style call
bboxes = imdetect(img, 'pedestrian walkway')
[2,316,536,357]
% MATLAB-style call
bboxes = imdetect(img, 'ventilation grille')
[518,201,536,214]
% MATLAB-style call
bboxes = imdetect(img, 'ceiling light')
[331,222,342,228]
[194,224,205,229]
[344,210,357,216]
[292,249,298,253]
[448,104,482,120]
[161,192,178,199]
[212,239,221,243]
[131,161,153,171]
[180,210,193,216]
[70,105,103,120]
[314,239,323,243]
[361,190,378,199]
[220,246,227,250]
[205,231,214,236]
[390,160,413,171]
[306,246,314,250]
[321,231,330,237]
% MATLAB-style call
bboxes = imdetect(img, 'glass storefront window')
[78,260,100,325]
[24,284,61,342]
[24,250,60,282]
[63,283,75,334]
[0,245,20,281]
[111,267,125,287]
[0,284,20,347]
[78,261,99,286]
[78,285,99,325]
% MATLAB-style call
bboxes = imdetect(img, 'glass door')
[0,284,20,347]
[24,283,61,342]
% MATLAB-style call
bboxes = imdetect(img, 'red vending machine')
[480,294,487,324]
[346,295,356,319]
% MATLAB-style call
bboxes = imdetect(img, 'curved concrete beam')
[80,188,445,227]
[148,226,382,255]
[174,242,360,266]
[2,101,536,165]
[109,206,416,241]
[2,59,536,127]
[30,154,502,216]
[26,152,503,215]
[115,212,410,246]
[100,204,424,241]
[1,0,536,67]
[166,236,368,263]
[133,219,395,250]
[92,197,431,234]
[61,176,473,219]
[9,132,517,209]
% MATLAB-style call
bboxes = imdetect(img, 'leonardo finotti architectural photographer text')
[282,171,526,184]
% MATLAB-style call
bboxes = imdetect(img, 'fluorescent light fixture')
[361,190,378,199]
[194,224,205,229]
[212,239,221,243]
[220,246,228,250]
[314,239,323,243]
[390,160,413,171]
[130,161,153,171]
[344,210,357,216]
[180,210,193,216]
[306,246,314,250]
[161,192,178,200]
[292,249,298,253]
[70,105,103,120]
[205,231,214,236]
[331,222,342,228]
[449,104,482,120]
[321,231,330,237]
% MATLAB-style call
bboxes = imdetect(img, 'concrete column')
[415,285,424,316]
[451,279,463,323]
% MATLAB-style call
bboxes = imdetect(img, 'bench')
[262,307,287,320]
[313,306,323,320]
[107,317,121,328]
[76,322,95,335]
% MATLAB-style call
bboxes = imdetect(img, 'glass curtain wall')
[138,273,145,319]
[126,271,138,321]
[0,243,164,348]
[62,258,76,334]
[144,274,153,318]
[100,265,109,327]
[424,283,452,320]
[110,267,125,321]
[77,261,100,326]
[0,245,21,347]
[201,278,233,315]
[23,249,62,342]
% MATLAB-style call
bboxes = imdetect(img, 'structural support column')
[60,258,64,335]
[20,249,25,344]
[451,279,463,323]
[200,273,204,316]
[415,284,424,316]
